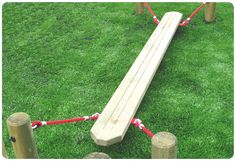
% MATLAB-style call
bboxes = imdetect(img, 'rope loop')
[32,120,43,129]
[179,19,190,27]
[153,16,159,25]
[131,118,145,130]
[90,113,100,120]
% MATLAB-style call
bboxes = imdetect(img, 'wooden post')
[151,132,177,159]
[2,141,7,158]
[83,152,111,159]
[7,112,38,158]
[136,2,144,14]
[204,2,216,23]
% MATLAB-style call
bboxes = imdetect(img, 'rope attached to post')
[131,118,155,138]
[179,2,206,26]
[31,113,100,129]
[144,2,159,25]
[31,113,155,138]
[144,2,206,27]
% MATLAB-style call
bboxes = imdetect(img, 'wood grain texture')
[135,2,144,14]
[152,132,177,159]
[7,112,38,158]
[91,12,182,146]
[2,141,7,158]
[83,152,111,159]
[205,2,216,23]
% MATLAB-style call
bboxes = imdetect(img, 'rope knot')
[132,118,145,130]
[32,120,47,129]
[153,17,159,25]
[32,120,42,129]
[90,113,100,120]
[83,116,90,121]
[179,19,190,27]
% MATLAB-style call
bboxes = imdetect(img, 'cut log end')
[152,132,177,159]
[84,152,111,159]
[7,112,30,127]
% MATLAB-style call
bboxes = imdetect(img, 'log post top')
[152,132,177,149]
[7,112,31,127]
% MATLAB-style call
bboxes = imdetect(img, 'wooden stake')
[136,2,144,15]
[205,2,216,23]
[7,112,38,158]
[2,141,7,158]
[151,132,177,159]
[83,152,111,159]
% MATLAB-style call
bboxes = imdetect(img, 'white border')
[0,0,235,160]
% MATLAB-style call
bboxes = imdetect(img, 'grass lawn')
[2,2,233,159]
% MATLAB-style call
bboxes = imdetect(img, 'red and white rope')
[31,113,154,138]
[144,2,206,27]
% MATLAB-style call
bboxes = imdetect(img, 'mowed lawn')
[2,2,233,159]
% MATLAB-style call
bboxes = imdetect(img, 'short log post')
[204,2,216,23]
[83,152,111,159]
[7,112,38,158]
[136,2,144,15]
[151,132,177,159]
[2,141,7,158]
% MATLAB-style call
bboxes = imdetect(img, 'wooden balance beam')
[91,12,183,146]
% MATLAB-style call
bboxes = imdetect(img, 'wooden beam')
[7,112,38,158]
[91,12,182,146]
[205,2,216,23]
[136,2,144,15]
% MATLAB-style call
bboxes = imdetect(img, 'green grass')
[2,2,233,159]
